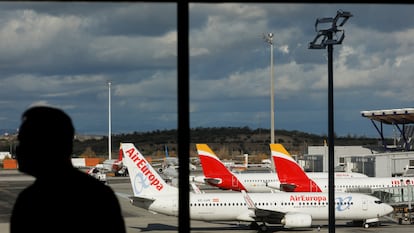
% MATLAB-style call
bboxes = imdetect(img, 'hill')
[71,127,384,163]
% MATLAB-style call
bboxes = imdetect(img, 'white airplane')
[151,145,197,176]
[120,142,393,231]
[86,148,128,177]
[194,144,367,192]
[194,143,278,192]
[268,143,414,193]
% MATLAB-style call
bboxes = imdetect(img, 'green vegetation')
[0,127,386,163]
[76,127,384,162]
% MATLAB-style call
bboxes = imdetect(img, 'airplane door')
[362,198,368,211]
[232,176,238,187]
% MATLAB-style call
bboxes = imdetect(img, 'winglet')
[164,144,169,158]
[190,183,203,194]
[242,190,256,209]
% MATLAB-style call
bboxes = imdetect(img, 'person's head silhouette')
[16,106,75,178]
[11,106,127,233]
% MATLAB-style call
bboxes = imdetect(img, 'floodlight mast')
[308,10,352,233]
[263,33,275,144]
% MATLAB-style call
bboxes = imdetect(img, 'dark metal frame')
[308,10,352,233]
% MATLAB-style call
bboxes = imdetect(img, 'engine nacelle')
[281,213,312,228]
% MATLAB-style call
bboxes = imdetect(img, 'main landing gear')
[249,222,269,232]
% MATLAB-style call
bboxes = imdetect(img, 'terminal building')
[301,108,414,178]
[300,108,414,222]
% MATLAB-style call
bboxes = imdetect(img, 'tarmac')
[0,169,413,233]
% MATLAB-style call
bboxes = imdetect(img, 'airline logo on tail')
[196,144,247,191]
[123,145,164,192]
[270,143,322,192]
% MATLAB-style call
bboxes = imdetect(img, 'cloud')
[0,3,413,138]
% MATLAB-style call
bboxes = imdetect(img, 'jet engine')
[281,213,312,228]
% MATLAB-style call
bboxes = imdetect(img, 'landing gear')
[258,223,268,232]
[249,222,259,229]
[363,221,381,228]
[249,222,268,232]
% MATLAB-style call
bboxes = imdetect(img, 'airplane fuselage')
[133,192,392,223]
[122,142,394,230]
[309,177,414,192]
[194,172,368,192]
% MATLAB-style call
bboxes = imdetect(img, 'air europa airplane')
[194,143,367,192]
[268,143,414,193]
[119,142,393,231]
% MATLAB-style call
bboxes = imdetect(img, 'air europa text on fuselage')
[125,147,164,191]
[290,195,327,202]
[391,179,414,185]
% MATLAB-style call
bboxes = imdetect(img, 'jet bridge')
[361,108,414,151]
[373,185,414,224]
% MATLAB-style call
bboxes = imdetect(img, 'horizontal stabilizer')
[204,178,222,185]
[129,196,156,209]
[280,183,297,192]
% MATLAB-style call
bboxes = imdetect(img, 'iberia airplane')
[120,142,393,231]
[269,143,414,193]
[195,144,367,192]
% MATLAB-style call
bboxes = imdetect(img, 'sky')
[0,2,413,138]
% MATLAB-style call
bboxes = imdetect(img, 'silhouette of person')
[10,106,126,233]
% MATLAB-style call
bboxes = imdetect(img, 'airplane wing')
[241,190,285,224]
[190,183,203,194]
[252,209,285,224]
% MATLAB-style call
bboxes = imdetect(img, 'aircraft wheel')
[258,224,268,232]
[249,222,259,229]
[363,223,369,228]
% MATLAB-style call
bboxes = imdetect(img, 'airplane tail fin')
[120,143,177,198]
[270,144,321,192]
[243,154,248,168]
[164,144,169,158]
[118,144,123,161]
[196,144,247,191]
[196,144,232,177]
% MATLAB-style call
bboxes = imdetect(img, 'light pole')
[309,10,352,233]
[108,81,112,160]
[263,33,275,144]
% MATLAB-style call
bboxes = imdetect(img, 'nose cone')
[383,203,394,215]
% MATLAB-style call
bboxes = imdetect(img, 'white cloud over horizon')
[0,2,413,140]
